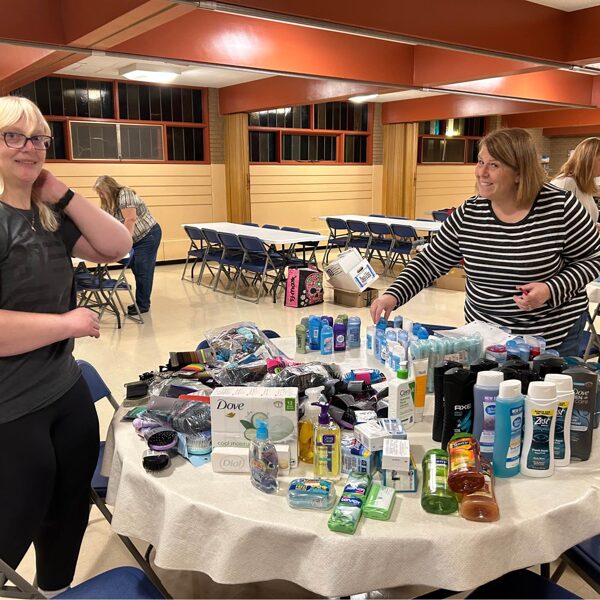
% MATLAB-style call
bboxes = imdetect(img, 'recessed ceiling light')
[118,63,182,84]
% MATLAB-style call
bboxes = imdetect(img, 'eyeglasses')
[1,131,53,150]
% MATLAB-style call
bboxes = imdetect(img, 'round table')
[102,338,600,597]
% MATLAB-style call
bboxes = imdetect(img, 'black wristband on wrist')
[56,188,75,211]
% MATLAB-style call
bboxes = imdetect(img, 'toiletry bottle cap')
[397,361,409,379]
[255,419,268,440]
[544,373,573,392]
[312,402,331,425]
[527,381,557,401]
[498,379,521,399]
[305,387,325,416]
[476,370,505,387]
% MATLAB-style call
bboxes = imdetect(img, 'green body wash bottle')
[421,448,458,515]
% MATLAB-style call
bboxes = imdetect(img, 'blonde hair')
[93,175,133,215]
[0,96,57,231]
[555,137,600,196]
[479,128,545,206]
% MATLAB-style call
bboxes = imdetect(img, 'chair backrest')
[367,221,392,236]
[242,222,259,227]
[326,217,348,232]
[416,218,434,222]
[346,219,369,234]
[217,231,243,251]
[262,224,280,229]
[391,223,418,239]
[238,234,268,255]
[369,213,385,217]
[433,210,452,222]
[76,359,119,410]
[281,226,300,232]
[297,230,320,247]
[201,228,221,246]
[184,225,205,242]
[389,216,407,220]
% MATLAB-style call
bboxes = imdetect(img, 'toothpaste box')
[377,418,407,439]
[381,455,418,492]
[341,437,376,474]
[354,420,390,451]
[210,387,299,467]
[381,438,411,472]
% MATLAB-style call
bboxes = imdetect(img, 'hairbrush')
[142,450,170,472]
[144,427,178,451]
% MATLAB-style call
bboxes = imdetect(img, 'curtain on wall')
[382,123,418,218]
[223,113,251,223]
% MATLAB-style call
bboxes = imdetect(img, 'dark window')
[248,106,309,129]
[167,126,204,161]
[46,121,66,160]
[71,122,119,159]
[313,102,368,132]
[75,80,89,118]
[282,134,336,161]
[120,124,163,160]
[49,78,63,116]
[249,131,276,162]
[344,135,367,163]
[420,138,466,163]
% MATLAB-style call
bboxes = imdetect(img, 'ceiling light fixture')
[349,94,378,103]
[118,63,182,83]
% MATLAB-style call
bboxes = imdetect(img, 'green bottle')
[421,449,458,515]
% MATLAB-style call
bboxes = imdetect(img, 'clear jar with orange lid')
[447,433,484,494]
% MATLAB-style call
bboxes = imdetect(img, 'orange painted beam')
[504,108,600,129]
[219,76,387,114]
[440,70,595,108]
[383,94,554,124]
[543,125,600,137]
[112,10,415,85]
[0,0,65,45]
[218,0,567,62]
[414,46,545,87]
[565,6,600,64]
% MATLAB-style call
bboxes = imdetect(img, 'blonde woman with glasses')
[551,137,600,227]
[0,96,131,597]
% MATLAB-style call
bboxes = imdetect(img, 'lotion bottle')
[387,361,415,429]
[544,373,574,467]
[313,401,341,480]
[249,419,279,494]
[521,381,558,478]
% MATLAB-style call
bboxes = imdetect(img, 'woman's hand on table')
[513,282,551,311]
[370,293,397,323]
[62,307,100,339]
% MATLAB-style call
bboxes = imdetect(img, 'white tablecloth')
[102,339,600,597]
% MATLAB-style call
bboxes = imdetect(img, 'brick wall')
[209,88,224,165]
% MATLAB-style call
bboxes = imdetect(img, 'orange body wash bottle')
[459,459,500,522]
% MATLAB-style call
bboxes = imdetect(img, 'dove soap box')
[210,387,299,467]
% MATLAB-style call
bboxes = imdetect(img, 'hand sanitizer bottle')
[249,419,279,494]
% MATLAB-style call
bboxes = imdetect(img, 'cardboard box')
[324,248,379,292]
[210,387,299,467]
[381,455,418,492]
[381,438,411,472]
[333,287,379,308]
[435,267,466,292]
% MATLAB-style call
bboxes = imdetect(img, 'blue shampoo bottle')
[472,370,505,461]
[492,379,524,477]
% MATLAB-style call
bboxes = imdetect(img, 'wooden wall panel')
[415,165,476,218]
[46,162,214,260]
[249,165,375,232]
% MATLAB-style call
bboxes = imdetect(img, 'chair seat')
[390,242,413,254]
[466,569,580,599]
[369,239,393,251]
[347,238,369,248]
[329,237,349,247]
[57,566,165,599]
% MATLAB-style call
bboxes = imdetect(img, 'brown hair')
[93,175,135,215]
[479,128,545,206]
[0,96,58,231]
[555,137,600,196]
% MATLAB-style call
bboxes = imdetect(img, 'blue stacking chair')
[369,213,385,217]
[242,222,259,227]
[262,223,280,229]
[237,235,286,302]
[213,232,245,295]
[0,558,165,599]
[388,223,418,269]
[294,229,320,267]
[389,216,408,220]
[181,226,206,282]
[345,219,371,257]
[197,228,223,288]
[323,217,350,265]
[281,226,301,232]
[75,360,169,598]
[552,535,600,594]
[366,221,394,276]
[433,209,452,222]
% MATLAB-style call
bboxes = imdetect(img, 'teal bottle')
[492,379,524,477]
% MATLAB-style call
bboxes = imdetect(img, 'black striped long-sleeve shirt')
[385,183,600,348]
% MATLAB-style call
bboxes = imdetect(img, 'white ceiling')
[526,0,600,10]
[57,55,272,88]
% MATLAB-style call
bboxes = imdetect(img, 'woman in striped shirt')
[370,128,600,354]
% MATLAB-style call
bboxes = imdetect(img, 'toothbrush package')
[327,472,372,534]
[363,483,396,520]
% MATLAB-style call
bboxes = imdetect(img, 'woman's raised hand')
[33,169,69,205]
[369,293,397,324]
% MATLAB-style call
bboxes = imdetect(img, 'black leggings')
[0,376,99,590]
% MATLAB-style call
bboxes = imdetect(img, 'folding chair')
[388,223,419,270]
[281,226,300,232]
[0,558,165,600]
[552,535,600,594]
[237,235,286,303]
[76,360,170,599]
[242,222,259,227]
[323,217,350,265]
[262,224,280,229]
[213,232,245,295]
[197,228,223,288]
[433,210,452,222]
[368,213,385,217]
[366,221,394,276]
[345,219,371,257]
[181,226,206,282]
[293,230,320,268]
[75,252,143,328]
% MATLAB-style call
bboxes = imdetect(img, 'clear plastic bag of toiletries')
[146,393,212,436]
[257,362,341,394]
[205,321,286,364]
[212,360,269,386]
